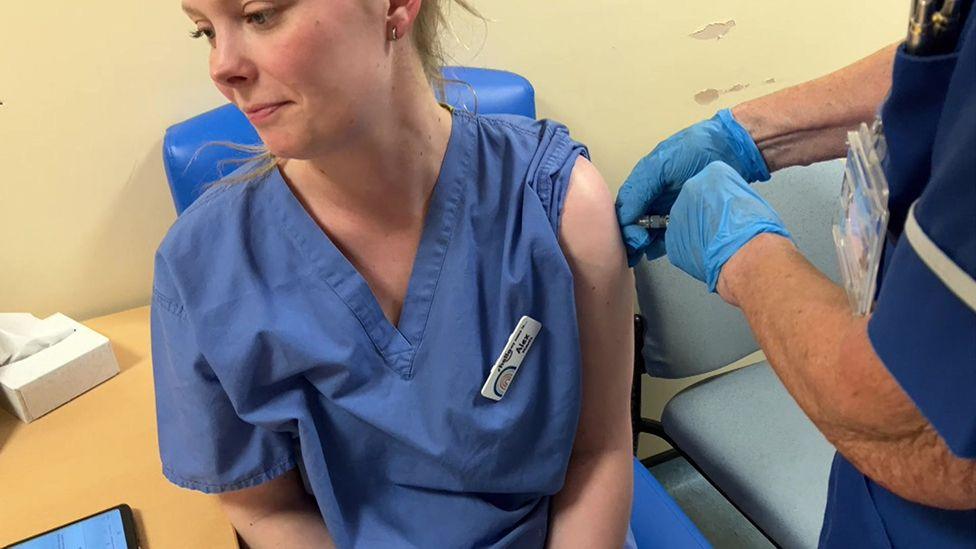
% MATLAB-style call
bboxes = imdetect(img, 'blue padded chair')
[632,161,844,548]
[162,66,709,549]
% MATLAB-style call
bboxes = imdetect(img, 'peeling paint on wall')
[690,20,736,40]
[694,89,721,105]
[693,82,750,105]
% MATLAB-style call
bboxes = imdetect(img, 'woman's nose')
[209,37,255,87]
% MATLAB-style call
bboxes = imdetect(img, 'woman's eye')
[189,28,215,40]
[244,9,275,26]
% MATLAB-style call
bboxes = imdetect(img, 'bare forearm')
[717,236,856,426]
[719,234,976,509]
[733,44,897,171]
[547,450,633,548]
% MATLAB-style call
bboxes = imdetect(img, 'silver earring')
[391,26,398,41]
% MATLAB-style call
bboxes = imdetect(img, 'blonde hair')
[415,0,481,91]
[214,0,482,186]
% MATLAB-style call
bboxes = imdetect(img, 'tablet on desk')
[3,504,139,549]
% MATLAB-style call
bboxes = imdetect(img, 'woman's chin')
[259,125,353,161]
[259,135,309,160]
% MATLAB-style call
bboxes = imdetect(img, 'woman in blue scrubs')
[153,0,636,547]
[617,3,975,547]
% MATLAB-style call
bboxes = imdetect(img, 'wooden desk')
[0,307,238,548]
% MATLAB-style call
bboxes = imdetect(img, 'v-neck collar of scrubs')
[271,110,470,379]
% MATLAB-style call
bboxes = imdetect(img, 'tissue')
[0,313,76,366]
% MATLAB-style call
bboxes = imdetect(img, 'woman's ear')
[387,0,423,40]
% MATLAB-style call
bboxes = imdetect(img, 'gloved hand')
[665,161,792,292]
[615,109,770,266]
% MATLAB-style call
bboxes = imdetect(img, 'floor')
[648,457,774,549]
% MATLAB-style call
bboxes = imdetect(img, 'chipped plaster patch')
[694,83,750,105]
[694,89,722,105]
[690,20,736,40]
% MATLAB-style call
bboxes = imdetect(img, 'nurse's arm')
[717,234,976,510]
[216,468,336,548]
[547,157,635,547]
[733,43,897,172]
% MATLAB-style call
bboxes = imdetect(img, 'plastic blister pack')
[833,119,890,316]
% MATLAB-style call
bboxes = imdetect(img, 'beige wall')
[1,1,903,321]
[445,1,904,188]
[1,2,225,319]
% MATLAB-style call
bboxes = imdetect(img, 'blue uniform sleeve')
[526,120,590,232]
[151,266,297,493]
[867,35,976,459]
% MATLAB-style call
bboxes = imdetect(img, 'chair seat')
[662,362,835,549]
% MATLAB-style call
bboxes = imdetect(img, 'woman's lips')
[244,102,289,124]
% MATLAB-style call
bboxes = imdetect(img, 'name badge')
[833,117,890,316]
[481,316,541,401]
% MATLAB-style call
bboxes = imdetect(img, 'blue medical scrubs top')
[151,110,591,547]
[818,7,976,548]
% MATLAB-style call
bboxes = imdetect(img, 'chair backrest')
[162,66,536,214]
[635,160,845,378]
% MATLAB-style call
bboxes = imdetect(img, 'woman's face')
[182,0,392,159]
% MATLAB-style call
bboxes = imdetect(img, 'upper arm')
[217,468,311,523]
[558,157,635,455]
[218,469,335,548]
[217,468,307,514]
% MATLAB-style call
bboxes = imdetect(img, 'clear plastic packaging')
[833,119,890,316]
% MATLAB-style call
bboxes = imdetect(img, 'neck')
[285,67,453,225]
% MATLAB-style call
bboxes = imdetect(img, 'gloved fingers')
[623,225,670,267]
[643,234,667,263]
[647,188,682,216]
[615,153,667,225]
[662,161,742,286]
[622,224,650,267]
[685,160,747,193]
[667,161,791,291]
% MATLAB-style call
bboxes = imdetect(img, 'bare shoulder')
[559,156,628,274]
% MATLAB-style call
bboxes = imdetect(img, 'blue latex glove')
[616,109,771,266]
[665,161,792,292]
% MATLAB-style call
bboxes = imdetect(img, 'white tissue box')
[0,314,119,423]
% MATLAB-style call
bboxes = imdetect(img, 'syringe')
[636,215,670,230]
